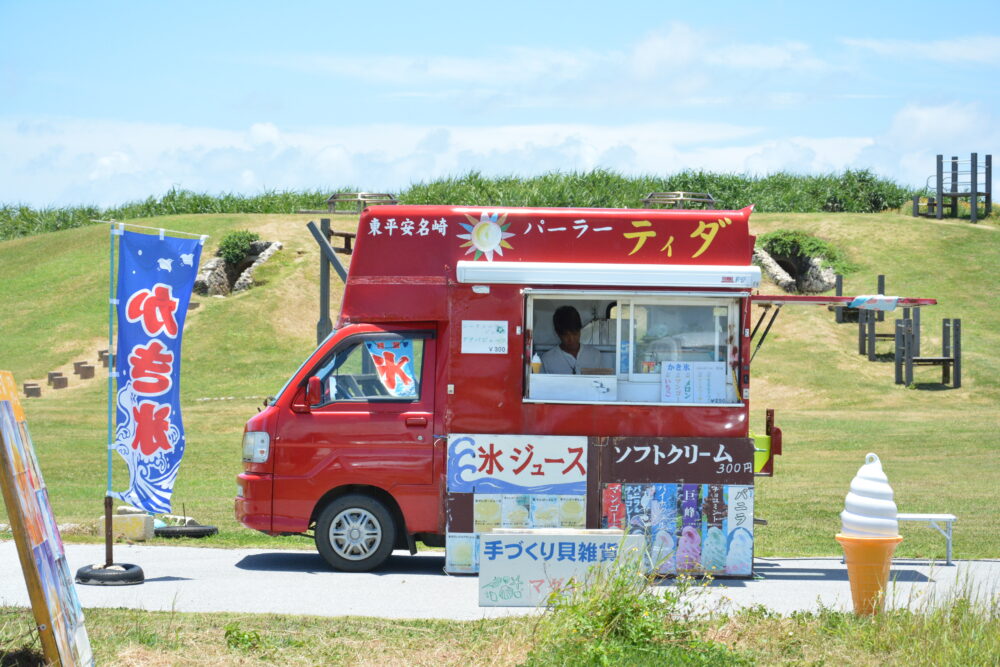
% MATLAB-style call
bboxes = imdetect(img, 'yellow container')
[110,513,153,541]
[752,434,771,473]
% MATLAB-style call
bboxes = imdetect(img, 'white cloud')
[252,21,830,111]
[842,36,1000,65]
[249,122,281,145]
[857,102,1000,188]
[4,100,996,209]
[628,23,830,81]
[264,47,603,87]
[0,117,761,206]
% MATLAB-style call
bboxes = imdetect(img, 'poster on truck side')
[446,434,589,573]
[447,433,588,495]
[0,371,94,666]
[601,482,754,576]
[478,532,646,607]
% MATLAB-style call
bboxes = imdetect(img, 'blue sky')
[2,0,998,208]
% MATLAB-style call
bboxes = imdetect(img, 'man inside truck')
[540,305,606,374]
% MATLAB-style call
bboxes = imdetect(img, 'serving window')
[525,292,741,405]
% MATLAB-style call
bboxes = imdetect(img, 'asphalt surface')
[1,541,997,620]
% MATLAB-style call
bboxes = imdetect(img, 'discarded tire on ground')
[154,524,218,538]
[75,563,145,586]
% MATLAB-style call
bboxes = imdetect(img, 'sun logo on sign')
[457,211,515,261]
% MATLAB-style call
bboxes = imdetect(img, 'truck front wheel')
[315,494,396,572]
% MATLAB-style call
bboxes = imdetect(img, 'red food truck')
[235,205,931,576]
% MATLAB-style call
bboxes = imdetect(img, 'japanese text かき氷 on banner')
[112,230,202,513]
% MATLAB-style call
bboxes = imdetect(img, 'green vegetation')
[0,606,531,665]
[757,229,857,275]
[2,192,997,664]
[2,584,997,664]
[526,561,750,665]
[403,168,916,214]
[1,169,928,241]
[0,188,331,241]
[216,229,261,265]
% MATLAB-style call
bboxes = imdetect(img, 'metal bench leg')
[928,520,954,565]
[946,522,953,565]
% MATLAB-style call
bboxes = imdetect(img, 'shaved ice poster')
[601,482,754,576]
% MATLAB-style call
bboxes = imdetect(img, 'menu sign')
[601,436,754,485]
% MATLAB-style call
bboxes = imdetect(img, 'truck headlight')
[242,431,270,463]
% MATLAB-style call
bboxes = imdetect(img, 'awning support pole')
[750,305,782,363]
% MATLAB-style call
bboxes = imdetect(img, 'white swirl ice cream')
[839,453,898,537]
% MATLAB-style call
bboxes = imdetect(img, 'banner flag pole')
[105,223,121,567]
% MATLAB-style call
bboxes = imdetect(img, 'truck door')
[272,330,436,526]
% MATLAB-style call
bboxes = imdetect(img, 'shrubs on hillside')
[403,168,913,214]
[1,169,917,241]
[757,229,856,275]
[217,230,261,266]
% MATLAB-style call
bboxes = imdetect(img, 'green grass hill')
[0,209,997,560]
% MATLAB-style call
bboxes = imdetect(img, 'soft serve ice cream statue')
[840,452,899,537]
[836,452,903,615]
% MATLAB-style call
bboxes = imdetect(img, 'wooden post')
[986,154,993,215]
[942,318,952,385]
[936,154,944,220]
[971,153,978,223]
[866,310,876,361]
[904,319,914,386]
[317,218,333,344]
[953,319,962,388]
[834,274,843,323]
[900,306,911,363]
[950,156,959,217]
[913,307,921,357]
[858,309,868,355]
[893,320,903,384]
[876,274,885,322]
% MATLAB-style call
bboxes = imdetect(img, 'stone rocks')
[194,240,282,296]
[233,241,283,293]
[799,257,837,293]
[194,257,229,296]
[755,247,837,294]
[754,248,797,292]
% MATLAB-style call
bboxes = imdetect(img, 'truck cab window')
[312,336,424,404]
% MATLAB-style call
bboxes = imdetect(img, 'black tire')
[154,524,218,538]
[315,494,396,572]
[75,563,144,586]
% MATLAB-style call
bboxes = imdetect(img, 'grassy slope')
[0,211,997,558]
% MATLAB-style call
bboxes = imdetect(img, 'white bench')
[897,513,957,565]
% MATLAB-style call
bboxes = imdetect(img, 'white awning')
[456,261,761,289]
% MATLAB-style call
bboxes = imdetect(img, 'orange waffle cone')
[836,534,903,615]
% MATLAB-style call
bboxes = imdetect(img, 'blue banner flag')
[112,230,203,513]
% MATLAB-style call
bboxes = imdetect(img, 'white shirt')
[540,345,603,374]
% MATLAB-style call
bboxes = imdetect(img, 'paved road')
[1,541,997,620]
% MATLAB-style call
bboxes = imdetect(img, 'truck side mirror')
[306,376,323,406]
